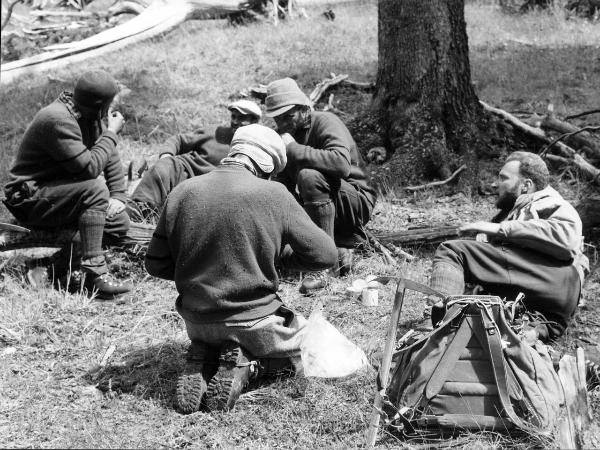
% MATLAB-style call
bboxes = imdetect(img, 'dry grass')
[2,1,600,448]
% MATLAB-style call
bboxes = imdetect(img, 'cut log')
[374,225,460,247]
[0,221,154,252]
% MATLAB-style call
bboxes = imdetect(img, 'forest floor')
[2,1,600,448]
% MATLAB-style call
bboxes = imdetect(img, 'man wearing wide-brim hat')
[145,123,337,414]
[128,99,262,221]
[265,77,377,293]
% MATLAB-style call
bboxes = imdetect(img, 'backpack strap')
[479,306,541,434]
[424,314,473,400]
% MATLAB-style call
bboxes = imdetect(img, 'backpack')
[384,293,564,439]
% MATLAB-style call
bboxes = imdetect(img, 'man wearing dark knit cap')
[145,124,337,414]
[127,99,262,221]
[265,77,377,293]
[3,70,132,300]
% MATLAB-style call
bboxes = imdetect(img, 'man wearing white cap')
[265,77,377,293]
[145,124,337,414]
[128,100,262,221]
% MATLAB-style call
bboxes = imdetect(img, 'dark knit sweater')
[279,111,376,205]
[158,126,233,177]
[145,165,338,323]
[5,92,126,202]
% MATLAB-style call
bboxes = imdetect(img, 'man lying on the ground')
[423,151,588,342]
[144,124,337,414]
[2,70,132,300]
[264,77,377,293]
[127,100,261,221]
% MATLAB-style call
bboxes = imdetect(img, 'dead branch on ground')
[1,0,25,30]
[404,165,467,192]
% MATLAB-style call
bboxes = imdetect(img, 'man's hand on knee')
[107,198,125,219]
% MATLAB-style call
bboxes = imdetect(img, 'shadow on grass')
[84,340,186,409]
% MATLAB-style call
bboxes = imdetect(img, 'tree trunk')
[374,0,483,186]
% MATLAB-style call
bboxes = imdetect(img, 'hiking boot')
[256,357,296,379]
[83,273,133,300]
[205,342,257,411]
[337,248,353,277]
[299,266,338,295]
[176,341,220,414]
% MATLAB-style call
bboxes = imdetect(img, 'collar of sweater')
[220,158,258,176]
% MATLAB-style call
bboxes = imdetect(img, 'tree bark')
[374,0,483,186]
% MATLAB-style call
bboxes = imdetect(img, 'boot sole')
[176,366,207,414]
[205,344,251,412]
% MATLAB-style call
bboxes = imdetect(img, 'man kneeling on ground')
[128,100,261,221]
[424,151,588,342]
[3,70,132,300]
[144,124,337,413]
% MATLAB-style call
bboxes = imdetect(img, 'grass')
[2,1,600,448]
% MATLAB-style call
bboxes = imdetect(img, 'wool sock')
[430,262,465,297]
[303,200,335,239]
[79,209,107,276]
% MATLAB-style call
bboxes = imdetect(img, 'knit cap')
[265,78,311,117]
[228,124,287,175]
[74,70,119,114]
[227,100,262,119]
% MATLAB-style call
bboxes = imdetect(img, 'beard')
[495,190,519,211]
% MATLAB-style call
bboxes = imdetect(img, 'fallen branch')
[539,126,600,158]
[541,105,600,159]
[481,100,583,159]
[404,164,466,192]
[565,109,600,121]
[365,230,397,266]
[308,73,348,105]
[1,0,25,31]
[1,0,253,84]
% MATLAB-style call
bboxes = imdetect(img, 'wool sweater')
[279,111,376,205]
[145,165,338,323]
[5,93,126,202]
[158,126,233,177]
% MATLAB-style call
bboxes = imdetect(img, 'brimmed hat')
[227,99,262,119]
[74,70,118,114]
[265,78,311,117]
[229,124,287,175]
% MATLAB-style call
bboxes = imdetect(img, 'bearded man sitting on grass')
[145,124,337,414]
[422,151,588,343]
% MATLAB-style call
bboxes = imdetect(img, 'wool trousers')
[3,178,129,275]
[295,168,372,247]
[432,239,581,339]
[183,306,306,371]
